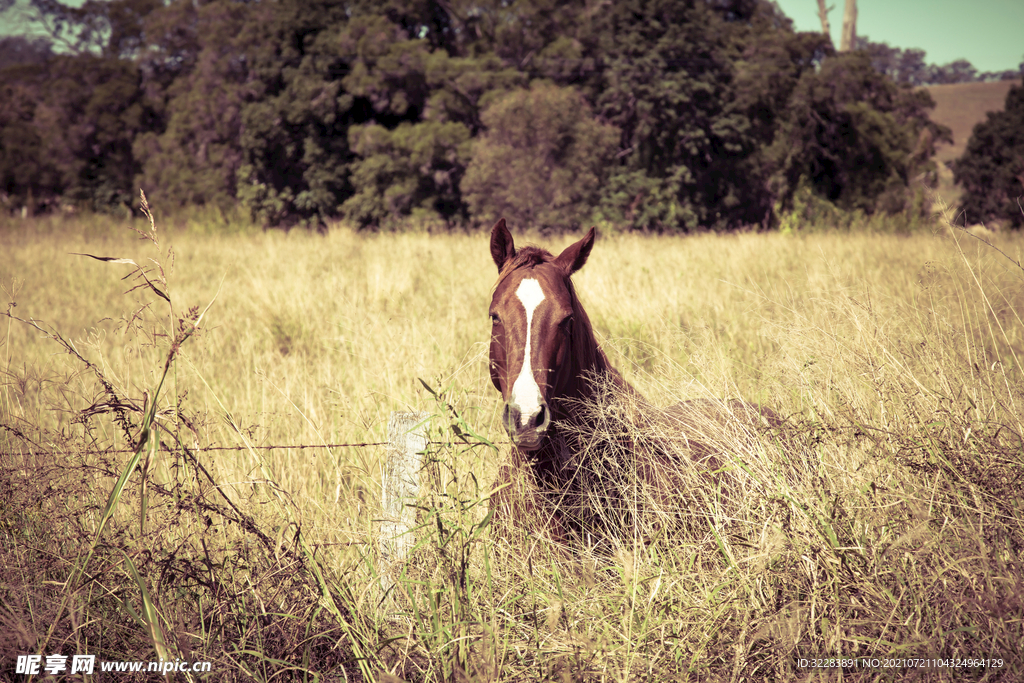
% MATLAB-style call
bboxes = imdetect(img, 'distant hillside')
[926,80,1019,163]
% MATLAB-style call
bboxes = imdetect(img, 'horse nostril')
[534,404,547,429]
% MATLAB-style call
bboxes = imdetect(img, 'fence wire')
[9,439,504,458]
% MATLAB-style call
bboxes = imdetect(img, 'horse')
[486,218,781,546]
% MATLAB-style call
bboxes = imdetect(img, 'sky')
[773,0,1024,73]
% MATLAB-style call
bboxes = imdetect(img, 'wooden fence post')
[379,411,430,579]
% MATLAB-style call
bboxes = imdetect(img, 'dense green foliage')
[462,82,617,230]
[767,51,950,215]
[955,83,1024,229]
[0,53,153,212]
[0,0,964,229]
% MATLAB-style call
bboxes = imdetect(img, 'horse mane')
[564,277,608,385]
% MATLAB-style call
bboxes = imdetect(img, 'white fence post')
[379,411,430,580]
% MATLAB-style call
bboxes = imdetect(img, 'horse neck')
[550,297,648,425]
[550,305,612,421]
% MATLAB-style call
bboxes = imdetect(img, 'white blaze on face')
[510,278,545,426]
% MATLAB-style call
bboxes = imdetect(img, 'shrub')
[461,82,619,231]
[342,120,471,229]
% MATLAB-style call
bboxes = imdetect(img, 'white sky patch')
[510,278,545,426]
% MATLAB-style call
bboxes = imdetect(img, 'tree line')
[0,0,1016,231]
[855,37,1022,87]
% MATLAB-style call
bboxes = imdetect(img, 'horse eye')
[490,313,501,325]
[560,315,574,331]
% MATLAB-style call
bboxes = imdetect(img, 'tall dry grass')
[2,208,1023,680]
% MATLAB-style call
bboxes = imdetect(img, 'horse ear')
[554,226,596,275]
[490,218,515,271]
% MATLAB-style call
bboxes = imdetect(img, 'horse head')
[487,218,600,451]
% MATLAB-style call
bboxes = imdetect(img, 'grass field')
[925,80,1018,164]
[2,210,1024,681]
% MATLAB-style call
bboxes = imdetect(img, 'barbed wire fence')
[4,411,506,594]
[10,439,506,458]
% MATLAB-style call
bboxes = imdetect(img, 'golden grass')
[2,210,1024,680]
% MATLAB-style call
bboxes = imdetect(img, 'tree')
[855,37,930,86]
[0,63,48,211]
[21,0,159,57]
[855,36,1017,86]
[461,81,618,230]
[342,120,471,227]
[0,0,957,228]
[468,0,604,96]
[238,3,523,228]
[767,51,950,215]
[422,51,524,135]
[816,0,831,38]
[926,58,978,85]
[341,47,522,228]
[731,26,832,223]
[590,0,741,230]
[839,0,856,52]
[134,0,206,100]
[133,0,253,210]
[0,36,52,69]
[591,0,816,230]
[954,83,1024,229]
[0,54,152,212]
[236,6,427,228]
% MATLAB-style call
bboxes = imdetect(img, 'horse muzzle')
[502,400,551,450]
